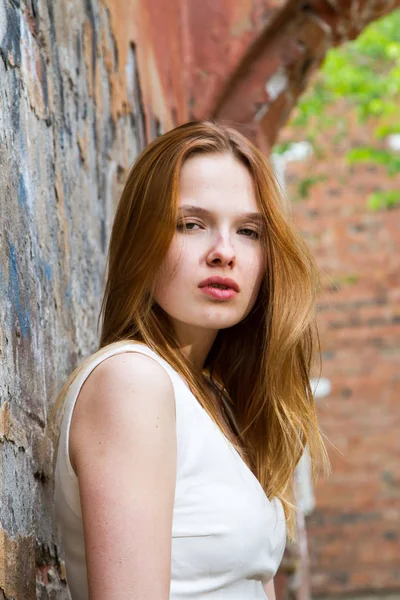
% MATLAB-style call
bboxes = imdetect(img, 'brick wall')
[281,105,400,597]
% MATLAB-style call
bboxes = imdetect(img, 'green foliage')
[346,147,400,175]
[274,9,400,211]
[292,81,333,126]
[367,190,400,210]
[329,273,360,290]
[374,123,400,138]
[305,10,400,127]
[273,141,296,155]
[297,175,328,200]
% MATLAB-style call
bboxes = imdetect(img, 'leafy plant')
[367,190,400,210]
[297,175,328,200]
[346,147,400,175]
[273,141,296,155]
[275,9,400,210]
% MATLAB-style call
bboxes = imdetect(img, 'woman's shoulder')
[76,342,176,410]
[91,347,174,391]
[76,340,169,383]
[69,344,176,474]
[60,340,178,421]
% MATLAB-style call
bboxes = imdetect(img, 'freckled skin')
[152,153,265,354]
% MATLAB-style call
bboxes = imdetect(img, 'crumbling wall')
[0,1,146,597]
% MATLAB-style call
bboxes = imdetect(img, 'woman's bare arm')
[69,352,177,600]
[263,578,276,600]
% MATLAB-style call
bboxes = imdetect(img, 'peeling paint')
[0,2,21,68]
[0,1,146,597]
[20,14,49,121]
[0,527,35,600]
[265,68,289,102]
[0,401,28,448]
[8,243,30,340]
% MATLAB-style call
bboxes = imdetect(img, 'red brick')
[284,100,400,597]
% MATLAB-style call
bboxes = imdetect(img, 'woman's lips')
[199,286,238,300]
[198,277,240,292]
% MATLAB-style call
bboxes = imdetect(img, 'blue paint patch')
[59,126,65,149]
[1,3,21,68]
[8,242,30,339]
[18,173,28,209]
[40,259,53,283]
[84,0,97,80]
[65,280,72,309]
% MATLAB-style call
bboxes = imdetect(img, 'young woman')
[51,120,329,600]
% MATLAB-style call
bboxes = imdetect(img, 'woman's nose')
[206,233,236,266]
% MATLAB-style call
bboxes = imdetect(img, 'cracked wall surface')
[0,1,147,597]
[1,0,399,598]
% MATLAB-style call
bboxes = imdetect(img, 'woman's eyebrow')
[178,204,264,223]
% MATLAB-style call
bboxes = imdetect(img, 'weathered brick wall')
[281,105,400,597]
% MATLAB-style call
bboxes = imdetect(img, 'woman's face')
[152,153,266,345]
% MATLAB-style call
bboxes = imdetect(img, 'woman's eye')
[177,221,201,231]
[177,221,260,239]
[239,228,260,239]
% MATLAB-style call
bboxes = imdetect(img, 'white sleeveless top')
[54,341,286,599]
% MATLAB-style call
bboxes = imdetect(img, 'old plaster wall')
[0,1,149,597]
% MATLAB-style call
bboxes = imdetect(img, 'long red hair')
[50,120,329,539]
